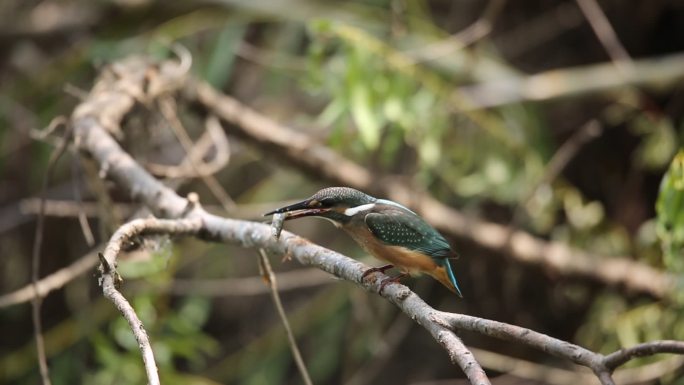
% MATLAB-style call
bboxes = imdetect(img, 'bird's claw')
[361,264,394,279]
[378,273,409,295]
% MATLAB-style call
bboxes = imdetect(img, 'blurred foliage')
[2,0,684,384]
[305,19,549,205]
[657,150,684,273]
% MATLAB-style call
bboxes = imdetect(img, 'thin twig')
[0,249,100,308]
[98,217,204,385]
[31,121,73,385]
[158,97,235,212]
[258,249,314,385]
[17,199,295,221]
[494,2,584,58]
[406,0,506,63]
[575,0,634,75]
[512,119,603,225]
[71,153,95,246]
[30,121,73,385]
[604,340,684,370]
[146,114,231,179]
[345,316,414,385]
[0,258,329,308]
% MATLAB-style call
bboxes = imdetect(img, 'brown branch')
[17,199,292,221]
[0,254,330,309]
[455,52,684,109]
[191,78,677,299]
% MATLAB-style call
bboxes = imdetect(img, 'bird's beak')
[264,199,331,220]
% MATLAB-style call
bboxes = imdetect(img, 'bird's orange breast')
[342,224,458,293]
[342,225,438,273]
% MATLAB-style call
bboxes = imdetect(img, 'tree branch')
[98,217,204,385]
[604,340,684,371]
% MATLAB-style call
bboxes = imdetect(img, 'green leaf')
[656,149,684,272]
[350,83,381,149]
[204,24,246,89]
[632,115,677,170]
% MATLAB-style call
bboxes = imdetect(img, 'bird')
[265,187,462,297]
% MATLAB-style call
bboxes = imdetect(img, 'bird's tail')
[429,259,463,297]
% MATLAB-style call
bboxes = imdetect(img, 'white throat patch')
[344,203,375,216]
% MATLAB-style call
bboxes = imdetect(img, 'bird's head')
[265,187,377,224]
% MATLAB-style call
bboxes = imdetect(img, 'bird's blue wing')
[365,209,462,296]
[364,210,452,259]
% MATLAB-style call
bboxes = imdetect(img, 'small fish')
[271,212,286,239]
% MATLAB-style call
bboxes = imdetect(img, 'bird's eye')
[318,198,334,207]
[308,199,322,207]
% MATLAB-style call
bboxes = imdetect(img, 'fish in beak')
[264,199,331,220]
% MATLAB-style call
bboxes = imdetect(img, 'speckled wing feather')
[364,209,452,259]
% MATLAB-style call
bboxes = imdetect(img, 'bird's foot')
[379,272,409,295]
[361,264,394,279]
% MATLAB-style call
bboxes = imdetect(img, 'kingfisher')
[265,187,462,297]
